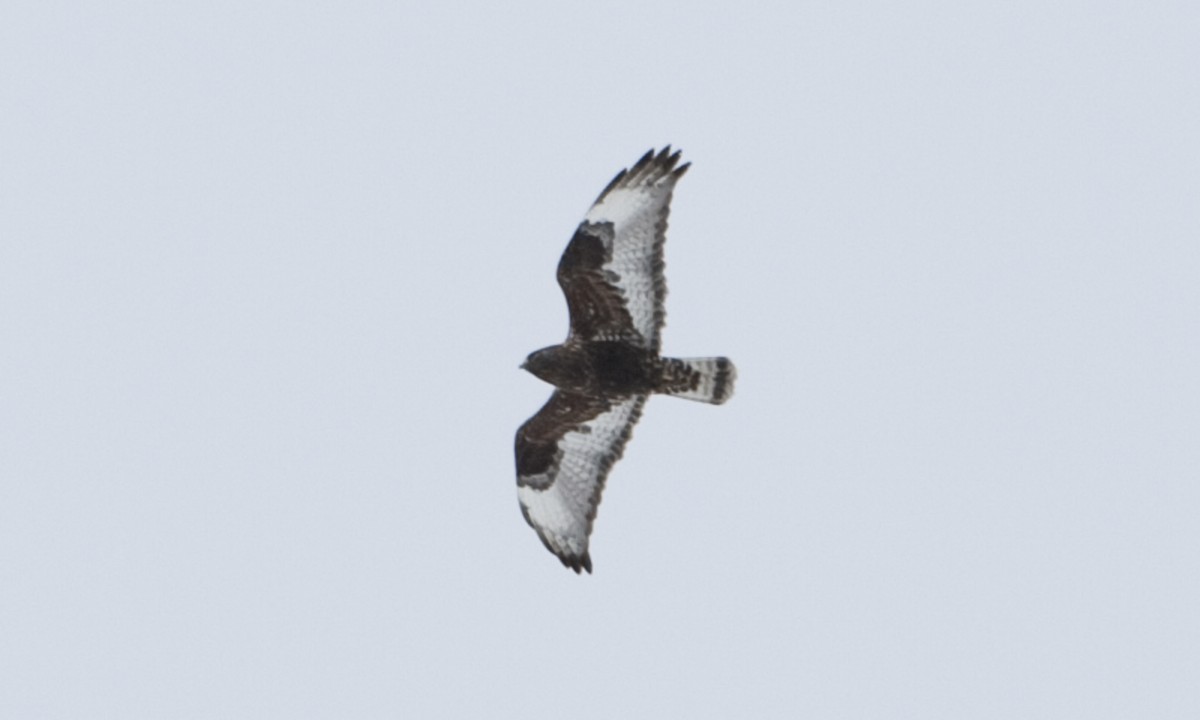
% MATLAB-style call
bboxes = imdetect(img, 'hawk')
[515,147,736,574]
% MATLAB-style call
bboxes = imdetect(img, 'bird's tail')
[658,357,736,404]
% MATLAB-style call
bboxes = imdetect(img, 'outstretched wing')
[515,391,647,573]
[556,147,688,353]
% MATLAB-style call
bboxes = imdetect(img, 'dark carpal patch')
[558,222,613,272]
[515,391,609,488]
[515,443,559,489]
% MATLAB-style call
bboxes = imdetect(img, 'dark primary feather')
[593,146,690,205]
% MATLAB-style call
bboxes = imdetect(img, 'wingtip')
[594,146,690,203]
[656,145,686,178]
[560,552,593,574]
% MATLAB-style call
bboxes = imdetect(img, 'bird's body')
[515,147,736,573]
[524,341,656,397]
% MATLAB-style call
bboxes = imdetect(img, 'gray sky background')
[2,2,1198,718]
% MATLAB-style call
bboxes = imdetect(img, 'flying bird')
[515,147,736,573]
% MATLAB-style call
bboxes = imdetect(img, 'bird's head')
[521,345,554,376]
[521,344,574,387]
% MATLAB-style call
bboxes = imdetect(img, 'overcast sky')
[2,2,1198,718]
